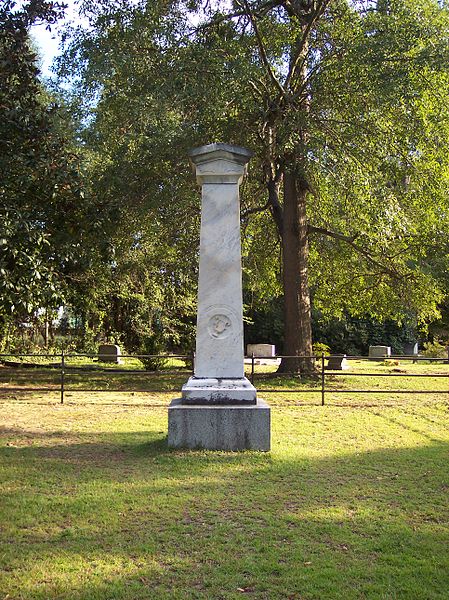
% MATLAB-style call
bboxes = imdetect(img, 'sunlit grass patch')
[0,364,448,599]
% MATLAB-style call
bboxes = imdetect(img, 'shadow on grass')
[1,427,448,599]
[364,408,446,444]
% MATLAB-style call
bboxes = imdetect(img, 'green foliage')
[137,336,169,371]
[50,0,205,356]
[0,1,103,346]
[312,342,331,357]
[54,0,449,351]
[313,313,419,356]
[422,338,448,358]
[244,296,284,350]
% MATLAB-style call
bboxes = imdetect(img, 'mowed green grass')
[0,362,448,599]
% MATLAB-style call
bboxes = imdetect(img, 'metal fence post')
[60,349,65,404]
[251,353,255,385]
[321,353,325,406]
[444,347,449,403]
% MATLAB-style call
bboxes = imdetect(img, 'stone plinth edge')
[168,398,270,451]
[182,376,257,405]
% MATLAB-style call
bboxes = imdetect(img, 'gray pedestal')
[168,398,270,451]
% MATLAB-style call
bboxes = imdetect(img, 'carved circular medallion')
[208,314,232,339]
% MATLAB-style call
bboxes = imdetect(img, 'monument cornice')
[189,143,253,186]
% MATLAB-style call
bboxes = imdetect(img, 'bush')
[312,342,331,356]
[182,354,195,371]
[137,336,168,371]
[421,338,448,359]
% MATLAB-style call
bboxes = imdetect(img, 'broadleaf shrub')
[421,338,448,358]
[312,342,331,356]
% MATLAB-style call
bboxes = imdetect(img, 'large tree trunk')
[277,169,314,374]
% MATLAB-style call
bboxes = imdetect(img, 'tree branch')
[198,0,280,29]
[240,0,286,96]
[241,201,270,219]
[285,0,331,91]
[266,172,284,237]
[248,78,265,99]
[309,225,405,279]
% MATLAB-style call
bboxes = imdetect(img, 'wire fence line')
[0,352,448,406]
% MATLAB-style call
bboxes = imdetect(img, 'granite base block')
[168,398,270,451]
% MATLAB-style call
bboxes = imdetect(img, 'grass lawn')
[0,361,448,599]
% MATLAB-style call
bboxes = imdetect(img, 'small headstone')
[247,344,276,358]
[326,354,349,370]
[369,345,391,360]
[98,344,122,364]
[403,342,418,356]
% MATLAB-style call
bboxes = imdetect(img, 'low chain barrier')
[0,352,448,405]
[0,352,193,404]
[249,353,449,405]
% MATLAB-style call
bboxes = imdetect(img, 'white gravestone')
[168,143,270,451]
[247,344,276,358]
[369,345,391,359]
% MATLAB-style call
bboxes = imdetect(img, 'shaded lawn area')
[0,361,190,394]
[0,382,448,599]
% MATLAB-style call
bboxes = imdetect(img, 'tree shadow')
[1,428,448,599]
[364,407,446,444]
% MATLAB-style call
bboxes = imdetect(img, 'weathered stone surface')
[98,344,121,364]
[369,345,391,359]
[247,344,276,358]
[169,143,270,451]
[168,398,270,451]
[181,143,256,403]
[403,342,418,356]
[182,377,257,405]
[326,354,349,370]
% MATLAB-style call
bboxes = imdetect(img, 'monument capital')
[189,143,253,185]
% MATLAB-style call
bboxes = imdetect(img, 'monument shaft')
[181,143,256,404]
[195,175,244,377]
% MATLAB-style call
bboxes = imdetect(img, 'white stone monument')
[168,143,270,451]
[247,344,276,358]
[369,345,391,360]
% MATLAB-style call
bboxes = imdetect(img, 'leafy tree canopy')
[57,0,449,354]
[0,0,103,337]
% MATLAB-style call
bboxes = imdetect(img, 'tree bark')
[277,169,314,374]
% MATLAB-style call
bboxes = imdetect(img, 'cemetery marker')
[168,143,270,451]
